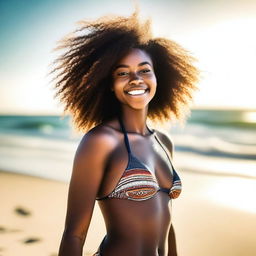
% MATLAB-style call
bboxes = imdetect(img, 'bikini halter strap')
[118,117,132,154]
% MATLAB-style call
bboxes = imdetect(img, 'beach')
[0,110,256,255]
[1,164,256,256]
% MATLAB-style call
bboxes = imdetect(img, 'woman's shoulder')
[77,122,120,156]
[154,129,174,157]
[85,122,118,140]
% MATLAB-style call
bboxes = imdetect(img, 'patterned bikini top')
[96,118,182,201]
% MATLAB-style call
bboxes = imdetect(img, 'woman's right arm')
[58,130,115,256]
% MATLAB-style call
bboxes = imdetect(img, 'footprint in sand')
[0,226,7,233]
[0,226,22,233]
[23,237,41,244]
[14,206,31,216]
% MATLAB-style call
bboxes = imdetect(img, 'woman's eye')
[117,71,129,76]
[140,69,151,74]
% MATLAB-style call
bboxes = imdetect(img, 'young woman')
[53,12,198,256]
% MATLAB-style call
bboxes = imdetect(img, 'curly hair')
[51,12,199,132]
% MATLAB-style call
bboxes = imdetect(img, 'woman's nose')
[129,72,143,85]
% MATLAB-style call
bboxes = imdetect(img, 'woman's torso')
[95,119,181,256]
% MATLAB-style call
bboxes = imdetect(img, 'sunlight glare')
[174,17,256,109]
[243,111,256,123]
[205,178,256,214]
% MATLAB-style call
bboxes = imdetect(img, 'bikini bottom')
[92,252,101,256]
[92,236,106,256]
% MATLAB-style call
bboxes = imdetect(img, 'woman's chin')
[123,103,150,111]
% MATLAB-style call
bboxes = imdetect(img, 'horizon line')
[0,106,255,116]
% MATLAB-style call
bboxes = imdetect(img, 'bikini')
[93,118,182,255]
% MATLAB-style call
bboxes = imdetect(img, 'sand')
[0,170,256,256]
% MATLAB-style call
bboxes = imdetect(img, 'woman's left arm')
[167,224,178,256]
[156,131,178,256]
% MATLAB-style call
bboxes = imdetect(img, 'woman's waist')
[101,234,165,256]
[105,224,163,239]
[104,219,170,245]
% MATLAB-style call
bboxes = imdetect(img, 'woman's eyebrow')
[114,61,152,70]
[138,61,152,67]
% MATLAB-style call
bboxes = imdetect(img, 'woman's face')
[112,48,157,111]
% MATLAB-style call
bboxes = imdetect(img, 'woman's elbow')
[58,229,85,256]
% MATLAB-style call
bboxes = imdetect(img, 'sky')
[1,0,256,114]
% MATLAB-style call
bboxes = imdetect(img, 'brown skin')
[58,49,178,256]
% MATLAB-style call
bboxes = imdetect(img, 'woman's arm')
[58,129,115,256]
[156,131,178,256]
[168,224,178,256]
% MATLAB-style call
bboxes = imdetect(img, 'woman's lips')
[125,88,149,96]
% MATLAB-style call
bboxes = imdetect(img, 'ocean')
[0,109,255,182]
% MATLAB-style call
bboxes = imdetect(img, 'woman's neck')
[120,107,149,135]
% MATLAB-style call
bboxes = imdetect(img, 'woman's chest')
[107,135,174,186]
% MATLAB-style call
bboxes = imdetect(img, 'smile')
[126,89,148,96]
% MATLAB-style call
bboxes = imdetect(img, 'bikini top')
[96,118,182,201]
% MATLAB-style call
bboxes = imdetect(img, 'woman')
[53,12,198,256]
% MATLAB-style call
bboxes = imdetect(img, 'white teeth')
[127,89,146,95]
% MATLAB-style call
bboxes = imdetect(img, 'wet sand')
[0,170,256,256]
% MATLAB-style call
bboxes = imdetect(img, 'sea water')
[0,109,255,182]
